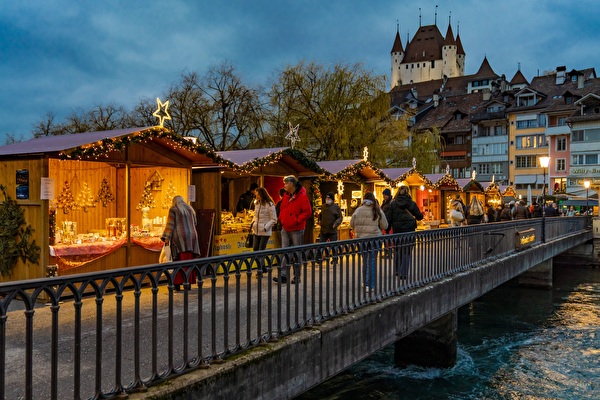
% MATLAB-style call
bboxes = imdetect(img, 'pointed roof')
[509,69,529,86]
[474,56,499,79]
[391,30,404,53]
[443,23,455,46]
[403,24,445,63]
[456,34,465,55]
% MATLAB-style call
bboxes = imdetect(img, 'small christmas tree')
[76,181,96,212]
[97,177,115,207]
[162,181,177,209]
[137,182,156,210]
[56,180,77,214]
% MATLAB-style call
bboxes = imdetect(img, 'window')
[491,163,503,174]
[515,134,547,149]
[556,158,566,171]
[517,94,537,107]
[431,60,435,68]
[571,154,599,165]
[516,155,537,168]
[557,137,566,151]
[572,128,600,142]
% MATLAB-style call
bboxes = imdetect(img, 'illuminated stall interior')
[383,165,434,228]
[0,127,220,280]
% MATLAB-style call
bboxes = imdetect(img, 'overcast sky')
[1,0,599,143]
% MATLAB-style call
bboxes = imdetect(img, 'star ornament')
[286,122,300,148]
[153,98,171,127]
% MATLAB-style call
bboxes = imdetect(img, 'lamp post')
[539,156,550,242]
[584,180,590,216]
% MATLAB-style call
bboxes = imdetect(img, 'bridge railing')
[0,217,589,399]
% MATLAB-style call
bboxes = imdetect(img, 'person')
[317,192,342,264]
[485,204,497,223]
[566,206,576,217]
[251,187,277,275]
[273,188,286,249]
[449,202,465,227]
[451,195,467,216]
[385,186,423,280]
[531,201,543,218]
[466,197,484,224]
[161,195,201,291]
[499,203,513,221]
[513,200,530,219]
[236,182,258,214]
[273,175,312,284]
[380,188,394,257]
[350,192,388,292]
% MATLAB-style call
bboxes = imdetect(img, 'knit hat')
[325,192,335,200]
[250,183,259,190]
[382,188,392,196]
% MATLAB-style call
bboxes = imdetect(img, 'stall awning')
[561,200,598,206]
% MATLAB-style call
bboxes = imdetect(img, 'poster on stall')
[40,177,55,200]
[16,169,29,200]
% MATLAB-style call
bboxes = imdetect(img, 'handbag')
[245,233,254,248]
[159,244,172,263]
[450,209,464,222]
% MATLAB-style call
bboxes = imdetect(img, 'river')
[297,265,600,399]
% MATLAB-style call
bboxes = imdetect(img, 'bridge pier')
[518,258,553,288]
[394,311,457,368]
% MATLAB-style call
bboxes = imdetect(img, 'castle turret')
[442,23,458,78]
[390,28,404,89]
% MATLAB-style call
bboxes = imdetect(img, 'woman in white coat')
[251,187,277,274]
[350,192,388,292]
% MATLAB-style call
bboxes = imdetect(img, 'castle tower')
[390,12,466,88]
[390,25,404,89]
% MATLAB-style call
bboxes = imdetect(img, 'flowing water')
[297,265,600,399]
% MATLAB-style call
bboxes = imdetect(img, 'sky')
[1,0,600,143]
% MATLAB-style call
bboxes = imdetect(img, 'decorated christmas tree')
[137,182,156,210]
[76,181,96,212]
[97,177,115,207]
[162,181,177,209]
[56,180,77,214]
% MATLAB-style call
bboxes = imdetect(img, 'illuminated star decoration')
[412,157,417,169]
[153,98,171,127]
[286,122,300,149]
[472,169,477,180]
[363,146,369,161]
[337,180,344,196]
[445,164,450,175]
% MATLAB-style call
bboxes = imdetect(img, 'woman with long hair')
[251,187,277,274]
[350,192,388,292]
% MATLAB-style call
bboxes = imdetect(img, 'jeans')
[280,229,304,279]
[317,231,338,263]
[362,247,376,289]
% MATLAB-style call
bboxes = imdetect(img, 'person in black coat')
[385,186,424,279]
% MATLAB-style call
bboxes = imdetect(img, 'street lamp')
[584,180,590,216]
[539,156,550,242]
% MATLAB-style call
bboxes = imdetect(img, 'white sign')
[187,185,196,202]
[40,177,54,200]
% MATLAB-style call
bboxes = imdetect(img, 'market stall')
[208,147,324,254]
[429,169,463,226]
[317,156,390,240]
[0,127,220,281]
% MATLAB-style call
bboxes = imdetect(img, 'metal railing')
[0,217,589,399]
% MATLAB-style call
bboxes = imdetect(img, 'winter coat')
[513,204,530,219]
[499,206,512,221]
[350,203,388,238]
[279,185,312,232]
[251,201,277,237]
[319,202,342,234]
[380,197,393,233]
[385,194,424,233]
[161,198,201,259]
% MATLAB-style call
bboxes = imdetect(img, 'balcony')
[470,111,506,122]
[545,124,571,136]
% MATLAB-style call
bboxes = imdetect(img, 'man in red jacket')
[273,175,312,284]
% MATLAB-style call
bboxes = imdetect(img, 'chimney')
[433,94,439,107]
[556,66,566,85]
[578,74,584,89]
[482,88,491,101]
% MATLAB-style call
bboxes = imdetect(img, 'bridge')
[0,217,593,400]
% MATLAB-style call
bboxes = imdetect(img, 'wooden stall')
[429,172,463,226]
[206,148,323,254]
[317,159,390,241]
[484,179,503,214]
[382,166,434,229]
[0,127,220,281]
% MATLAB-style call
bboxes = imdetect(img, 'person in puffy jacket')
[350,192,388,292]
[273,175,312,285]
[385,186,423,280]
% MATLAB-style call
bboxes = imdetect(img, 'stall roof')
[318,159,387,182]
[561,200,598,207]
[0,127,148,156]
[216,147,325,177]
[430,174,462,190]
[0,127,221,167]
[381,167,432,186]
